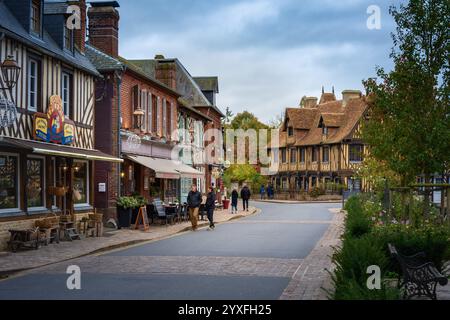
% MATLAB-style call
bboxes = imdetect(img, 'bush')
[117,196,137,209]
[331,234,400,300]
[344,196,373,239]
[309,186,325,198]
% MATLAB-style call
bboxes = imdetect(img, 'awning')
[125,154,204,180]
[125,155,181,180]
[0,136,123,163]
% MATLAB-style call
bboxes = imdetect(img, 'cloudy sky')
[115,0,400,123]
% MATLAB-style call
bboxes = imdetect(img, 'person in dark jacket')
[187,185,202,231]
[240,185,251,211]
[231,188,239,214]
[205,187,216,230]
[260,185,266,200]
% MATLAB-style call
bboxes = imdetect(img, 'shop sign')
[33,95,76,145]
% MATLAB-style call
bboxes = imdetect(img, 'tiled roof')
[0,1,99,77]
[193,77,219,93]
[85,45,124,72]
[274,94,367,148]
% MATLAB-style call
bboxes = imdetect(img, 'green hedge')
[331,195,450,300]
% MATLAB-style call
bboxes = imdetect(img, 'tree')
[222,164,267,193]
[363,0,450,196]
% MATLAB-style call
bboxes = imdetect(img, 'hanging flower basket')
[48,186,67,197]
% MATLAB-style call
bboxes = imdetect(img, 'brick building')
[86,2,203,220]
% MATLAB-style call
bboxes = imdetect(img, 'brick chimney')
[68,0,86,54]
[301,97,318,109]
[342,90,362,107]
[88,1,120,58]
[154,55,177,90]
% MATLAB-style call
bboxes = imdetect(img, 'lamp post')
[0,55,21,128]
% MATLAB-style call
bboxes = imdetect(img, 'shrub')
[117,196,137,209]
[331,234,400,300]
[309,186,325,198]
[344,196,373,239]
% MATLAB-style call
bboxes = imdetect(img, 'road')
[0,202,338,300]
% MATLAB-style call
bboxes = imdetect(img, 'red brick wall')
[121,71,178,140]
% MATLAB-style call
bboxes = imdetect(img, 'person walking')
[260,185,266,200]
[231,188,239,214]
[187,184,202,231]
[240,184,251,212]
[205,187,216,230]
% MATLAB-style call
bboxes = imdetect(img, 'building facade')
[0,0,121,250]
[270,89,369,196]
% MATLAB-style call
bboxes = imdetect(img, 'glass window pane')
[26,158,44,208]
[0,155,18,210]
[74,162,88,204]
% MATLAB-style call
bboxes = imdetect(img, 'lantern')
[133,108,145,130]
[1,55,21,90]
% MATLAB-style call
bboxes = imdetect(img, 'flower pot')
[117,206,132,228]
[222,199,230,210]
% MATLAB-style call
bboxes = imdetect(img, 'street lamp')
[1,55,21,90]
[0,55,21,129]
[133,108,145,130]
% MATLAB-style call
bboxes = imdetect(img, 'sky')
[113,0,400,123]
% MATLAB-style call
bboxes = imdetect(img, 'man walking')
[187,184,202,231]
[260,185,266,200]
[231,188,239,214]
[240,184,251,212]
[205,187,216,230]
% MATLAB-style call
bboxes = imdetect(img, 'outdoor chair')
[153,200,174,225]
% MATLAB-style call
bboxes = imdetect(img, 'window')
[300,148,306,163]
[162,98,167,137]
[152,95,157,133]
[61,72,72,117]
[290,148,297,163]
[323,146,330,163]
[31,0,41,35]
[281,149,287,163]
[349,144,364,163]
[147,92,152,132]
[28,58,39,111]
[312,147,318,162]
[73,161,89,206]
[26,157,44,209]
[64,24,73,51]
[156,97,161,136]
[141,90,147,131]
[288,127,294,136]
[323,126,329,136]
[167,102,172,139]
[0,154,19,213]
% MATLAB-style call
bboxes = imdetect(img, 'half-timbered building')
[0,0,121,250]
[270,89,369,195]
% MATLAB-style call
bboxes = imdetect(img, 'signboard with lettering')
[33,95,76,145]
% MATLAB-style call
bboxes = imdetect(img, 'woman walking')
[206,187,216,230]
[231,188,239,214]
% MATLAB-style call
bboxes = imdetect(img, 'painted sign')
[33,95,76,145]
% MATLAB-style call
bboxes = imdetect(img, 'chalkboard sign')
[135,206,150,231]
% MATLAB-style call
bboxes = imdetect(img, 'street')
[0,202,339,300]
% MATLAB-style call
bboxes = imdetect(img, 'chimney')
[88,1,120,58]
[68,0,86,54]
[342,90,362,107]
[301,97,318,109]
[155,56,177,90]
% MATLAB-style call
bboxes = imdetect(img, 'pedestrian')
[205,186,216,230]
[267,185,272,199]
[260,185,266,200]
[231,188,239,214]
[240,184,251,212]
[187,184,202,231]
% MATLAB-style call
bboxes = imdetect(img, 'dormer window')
[64,24,73,51]
[31,0,41,36]
[288,127,294,136]
[323,126,328,136]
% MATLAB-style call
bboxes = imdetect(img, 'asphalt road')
[0,202,337,300]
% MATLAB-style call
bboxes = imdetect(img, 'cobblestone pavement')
[280,208,344,300]
[0,208,257,275]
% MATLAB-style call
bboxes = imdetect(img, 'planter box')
[117,206,132,229]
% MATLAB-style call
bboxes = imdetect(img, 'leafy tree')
[222,164,267,193]
[363,0,450,212]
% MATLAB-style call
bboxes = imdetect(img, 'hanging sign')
[33,95,76,145]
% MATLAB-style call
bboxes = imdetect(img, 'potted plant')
[117,196,137,228]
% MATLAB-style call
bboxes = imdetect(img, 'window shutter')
[157,97,161,136]
[148,92,152,133]
[162,98,167,137]
[132,85,139,110]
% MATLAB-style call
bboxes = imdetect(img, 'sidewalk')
[0,207,258,276]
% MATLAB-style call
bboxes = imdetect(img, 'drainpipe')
[115,69,124,197]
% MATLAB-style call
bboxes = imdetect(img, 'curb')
[0,208,259,278]
[253,200,342,204]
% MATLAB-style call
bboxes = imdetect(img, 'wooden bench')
[388,243,448,300]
